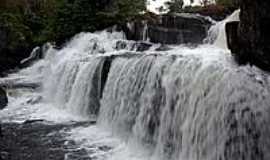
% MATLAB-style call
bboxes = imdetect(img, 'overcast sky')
[147,0,201,13]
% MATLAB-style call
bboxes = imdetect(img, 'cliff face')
[227,0,270,71]
[123,13,213,44]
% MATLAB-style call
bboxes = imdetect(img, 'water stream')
[1,10,270,160]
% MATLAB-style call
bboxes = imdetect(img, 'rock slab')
[0,87,8,110]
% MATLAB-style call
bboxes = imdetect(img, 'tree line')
[0,0,146,47]
[165,0,239,13]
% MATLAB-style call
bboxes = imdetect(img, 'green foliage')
[0,0,146,46]
[108,0,146,21]
[215,0,239,9]
[0,12,32,51]
[165,0,184,13]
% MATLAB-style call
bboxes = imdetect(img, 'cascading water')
[1,10,270,160]
[205,9,240,50]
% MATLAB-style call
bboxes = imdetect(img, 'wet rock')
[26,95,42,104]
[0,87,8,110]
[123,13,213,45]
[0,122,92,160]
[226,21,242,60]
[155,44,172,51]
[23,119,45,124]
[115,40,128,50]
[227,0,270,71]
[100,57,113,99]
[20,46,42,67]
[132,42,152,52]
[0,82,41,90]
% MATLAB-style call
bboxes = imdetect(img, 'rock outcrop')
[226,0,270,71]
[123,13,213,45]
[0,87,8,110]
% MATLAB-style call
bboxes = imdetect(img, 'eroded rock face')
[0,87,8,110]
[123,13,213,45]
[227,0,270,71]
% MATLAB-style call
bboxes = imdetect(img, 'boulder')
[0,87,8,110]
[20,46,42,67]
[155,44,172,51]
[132,42,152,52]
[227,0,270,71]
[123,13,213,45]
[115,40,128,50]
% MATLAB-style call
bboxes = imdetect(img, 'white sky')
[147,0,201,13]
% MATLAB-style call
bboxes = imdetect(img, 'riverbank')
[0,121,93,160]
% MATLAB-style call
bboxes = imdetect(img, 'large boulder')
[0,87,8,110]
[227,0,270,71]
[123,13,213,45]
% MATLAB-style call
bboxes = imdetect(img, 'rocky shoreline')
[0,121,94,160]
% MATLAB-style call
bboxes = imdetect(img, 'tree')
[105,0,146,22]
[165,0,184,13]
[215,0,239,9]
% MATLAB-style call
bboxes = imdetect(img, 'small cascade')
[99,55,156,138]
[66,57,105,118]
[142,21,149,42]
[205,9,240,49]
[98,52,270,160]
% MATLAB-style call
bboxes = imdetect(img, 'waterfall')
[142,22,149,42]
[97,51,270,160]
[2,10,270,160]
[205,9,240,50]
[66,57,105,118]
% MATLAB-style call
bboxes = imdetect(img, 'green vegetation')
[164,0,239,21]
[0,0,238,55]
[164,0,239,14]
[216,0,239,9]
[165,0,184,13]
[0,0,146,46]
[0,0,146,72]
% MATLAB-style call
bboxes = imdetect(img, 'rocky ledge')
[122,13,213,45]
[0,121,94,160]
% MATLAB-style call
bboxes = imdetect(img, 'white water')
[205,9,240,50]
[1,10,270,160]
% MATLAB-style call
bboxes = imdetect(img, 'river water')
[1,10,270,160]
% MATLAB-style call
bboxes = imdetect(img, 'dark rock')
[0,82,41,90]
[132,42,152,52]
[123,13,213,45]
[26,96,43,105]
[227,0,270,71]
[0,122,93,160]
[225,21,244,62]
[23,119,45,124]
[155,44,172,51]
[20,46,42,67]
[100,57,113,99]
[115,40,128,50]
[0,87,8,110]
